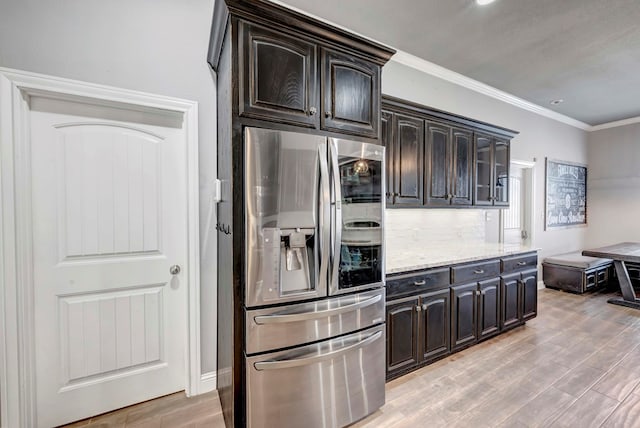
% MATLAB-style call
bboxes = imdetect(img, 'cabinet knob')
[415,305,422,312]
[325,111,332,119]
[309,107,317,116]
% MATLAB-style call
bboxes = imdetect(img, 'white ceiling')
[276,0,640,127]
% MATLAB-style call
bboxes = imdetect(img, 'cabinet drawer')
[387,268,450,299]
[501,253,537,274]
[451,260,500,284]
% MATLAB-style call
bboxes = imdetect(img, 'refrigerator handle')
[318,145,330,291]
[253,330,382,371]
[329,141,342,294]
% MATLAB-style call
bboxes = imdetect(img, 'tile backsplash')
[385,209,496,254]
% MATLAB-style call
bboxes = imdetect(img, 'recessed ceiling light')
[550,99,564,105]
[476,0,496,5]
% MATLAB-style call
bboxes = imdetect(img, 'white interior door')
[30,96,188,427]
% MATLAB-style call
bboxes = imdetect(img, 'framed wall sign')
[545,158,587,229]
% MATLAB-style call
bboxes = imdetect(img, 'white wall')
[0,0,218,374]
[382,61,590,262]
[587,123,640,247]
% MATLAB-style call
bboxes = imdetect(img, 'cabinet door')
[474,134,493,206]
[386,297,419,377]
[478,278,501,340]
[451,128,473,206]
[521,269,538,321]
[501,273,522,330]
[381,110,394,206]
[493,139,510,206]
[321,48,380,138]
[239,21,318,128]
[419,289,450,362]
[451,283,478,351]
[393,114,424,206]
[425,122,451,206]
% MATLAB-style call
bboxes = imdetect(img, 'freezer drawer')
[246,325,385,428]
[245,288,384,354]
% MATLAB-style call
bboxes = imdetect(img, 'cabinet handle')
[413,280,426,286]
[415,305,422,312]
[517,261,527,266]
[309,107,317,116]
[473,269,485,274]
[325,111,332,118]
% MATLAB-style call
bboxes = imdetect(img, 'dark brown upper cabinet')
[382,95,517,209]
[321,48,379,138]
[474,133,510,207]
[238,21,318,128]
[393,113,424,206]
[381,110,394,205]
[424,123,473,207]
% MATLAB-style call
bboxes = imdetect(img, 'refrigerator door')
[245,288,384,354]
[246,325,385,428]
[329,138,385,296]
[245,128,330,307]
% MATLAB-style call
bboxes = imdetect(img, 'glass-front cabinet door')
[329,139,384,295]
[493,139,510,206]
[474,134,493,206]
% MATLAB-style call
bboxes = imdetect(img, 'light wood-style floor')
[64,288,640,428]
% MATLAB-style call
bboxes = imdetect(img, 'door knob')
[170,265,181,275]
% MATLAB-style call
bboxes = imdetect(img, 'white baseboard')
[199,371,217,395]
[538,280,546,290]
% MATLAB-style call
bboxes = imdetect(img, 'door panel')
[322,48,379,137]
[501,273,522,330]
[30,97,187,428]
[451,128,473,205]
[239,21,318,127]
[521,269,538,321]
[386,297,419,375]
[478,278,501,339]
[420,289,450,362]
[474,134,493,205]
[451,283,478,351]
[394,114,424,206]
[425,122,450,206]
[381,110,394,205]
[494,139,510,206]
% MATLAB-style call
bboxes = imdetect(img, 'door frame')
[0,68,203,427]
[499,159,537,248]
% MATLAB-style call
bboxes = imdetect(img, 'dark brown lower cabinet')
[478,278,501,340]
[386,252,538,381]
[386,296,419,376]
[522,269,538,321]
[451,283,478,351]
[420,289,450,362]
[501,272,521,330]
[386,290,451,380]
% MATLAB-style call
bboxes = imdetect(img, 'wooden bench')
[542,252,613,294]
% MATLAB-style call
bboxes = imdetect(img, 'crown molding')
[589,115,640,132]
[390,51,592,131]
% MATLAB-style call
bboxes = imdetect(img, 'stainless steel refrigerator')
[243,127,386,427]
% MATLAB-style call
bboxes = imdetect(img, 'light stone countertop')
[385,243,538,274]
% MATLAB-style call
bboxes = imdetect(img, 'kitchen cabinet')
[386,296,420,377]
[237,20,382,137]
[321,48,379,138]
[381,95,517,208]
[425,123,473,206]
[474,134,510,207]
[478,278,501,340]
[419,289,450,362]
[451,283,478,351]
[385,251,537,380]
[238,21,318,128]
[381,110,394,205]
[392,113,424,206]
